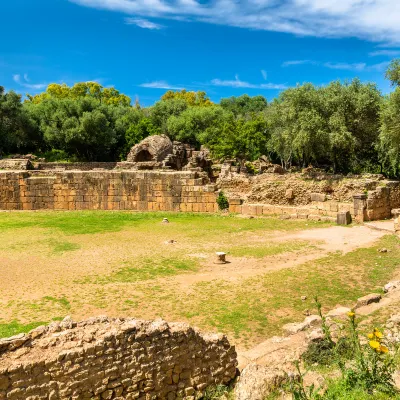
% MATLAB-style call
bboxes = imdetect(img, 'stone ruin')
[0,317,237,400]
[125,135,212,172]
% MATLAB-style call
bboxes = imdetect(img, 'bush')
[216,191,229,210]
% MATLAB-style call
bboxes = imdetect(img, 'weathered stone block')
[337,211,351,225]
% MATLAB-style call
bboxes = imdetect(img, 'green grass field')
[0,211,397,349]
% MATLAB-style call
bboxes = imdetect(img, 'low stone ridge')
[355,293,382,309]
[0,316,237,400]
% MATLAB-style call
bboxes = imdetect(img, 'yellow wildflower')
[374,329,383,339]
[367,333,374,339]
[379,345,389,353]
[369,340,380,349]
[347,311,355,318]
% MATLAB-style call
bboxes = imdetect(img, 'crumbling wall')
[0,170,218,212]
[35,162,118,171]
[0,159,32,170]
[0,317,237,400]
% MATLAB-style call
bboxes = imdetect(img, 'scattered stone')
[162,218,169,224]
[384,281,400,293]
[282,315,321,335]
[355,293,381,309]
[378,248,388,253]
[285,189,294,200]
[301,296,307,301]
[326,307,351,320]
[215,252,227,264]
[235,364,287,400]
[306,328,325,343]
[164,239,176,244]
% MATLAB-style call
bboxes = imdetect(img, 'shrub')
[216,191,229,210]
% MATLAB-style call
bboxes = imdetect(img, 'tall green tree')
[385,59,400,87]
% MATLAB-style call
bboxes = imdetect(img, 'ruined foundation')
[0,317,237,400]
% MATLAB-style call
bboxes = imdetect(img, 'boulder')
[337,211,351,225]
[235,364,287,400]
[384,281,400,293]
[355,293,381,309]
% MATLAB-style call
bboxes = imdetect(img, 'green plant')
[201,384,232,399]
[288,304,400,399]
[245,161,258,175]
[216,191,229,210]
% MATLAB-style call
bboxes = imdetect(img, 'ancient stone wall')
[35,162,118,171]
[0,170,218,212]
[0,159,32,170]
[0,317,237,400]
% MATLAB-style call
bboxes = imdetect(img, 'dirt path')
[167,225,388,290]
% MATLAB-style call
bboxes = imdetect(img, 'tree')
[379,87,400,175]
[209,113,270,161]
[161,90,213,106]
[149,98,188,133]
[26,96,128,161]
[26,82,131,106]
[0,86,40,156]
[167,105,228,147]
[220,94,267,116]
[385,59,400,87]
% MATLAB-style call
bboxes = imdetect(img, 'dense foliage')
[1,59,400,175]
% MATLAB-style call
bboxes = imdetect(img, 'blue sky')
[1,0,400,105]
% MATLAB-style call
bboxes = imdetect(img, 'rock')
[164,240,176,244]
[283,315,321,335]
[337,211,351,225]
[310,193,326,202]
[355,293,381,309]
[384,281,400,293]
[326,307,351,319]
[162,218,169,224]
[285,189,294,200]
[306,328,325,343]
[215,252,227,264]
[301,296,307,301]
[378,248,388,253]
[235,364,287,400]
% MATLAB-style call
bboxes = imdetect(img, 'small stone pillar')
[337,211,351,225]
[353,194,367,223]
[215,252,227,264]
[393,209,400,236]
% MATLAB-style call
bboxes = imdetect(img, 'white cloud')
[282,60,390,72]
[13,74,47,90]
[69,0,400,44]
[369,49,400,57]
[282,60,317,67]
[211,75,287,89]
[323,62,367,71]
[261,69,267,80]
[139,80,184,89]
[125,17,163,29]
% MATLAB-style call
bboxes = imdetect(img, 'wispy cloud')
[282,60,389,72]
[261,70,267,80]
[282,60,317,67]
[369,49,400,57]
[139,80,184,90]
[70,0,400,44]
[124,17,163,29]
[323,62,367,71]
[211,75,287,90]
[13,74,47,90]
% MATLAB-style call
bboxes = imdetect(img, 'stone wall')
[0,317,237,400]
[35,162,118,171]
[0,170,218,212]
[0,159,32,170]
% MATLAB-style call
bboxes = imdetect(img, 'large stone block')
[337,211,351,225]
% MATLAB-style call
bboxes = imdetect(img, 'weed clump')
[216,191,229,210]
